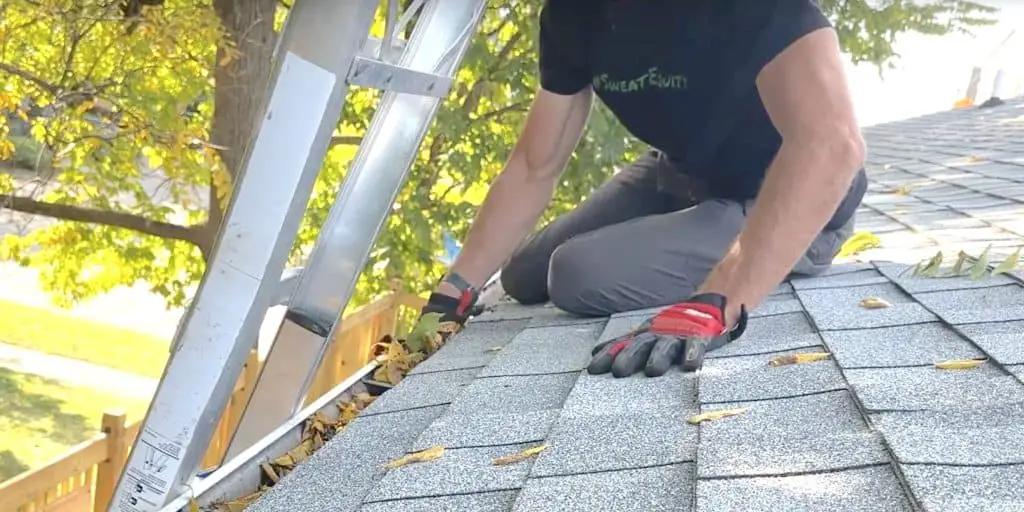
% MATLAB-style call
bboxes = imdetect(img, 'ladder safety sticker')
[116,430,182,511]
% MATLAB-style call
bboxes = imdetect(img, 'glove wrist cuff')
[685,292,748,341]
[429,271,480,319]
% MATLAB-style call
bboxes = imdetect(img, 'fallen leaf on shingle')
[485,346,503,353]
[934,358,987,370]
[686,408,748,425]
[891,185,912,195]
[493,444,549,466]
[859,297,890,309]
[383,445,445,469]
[965,155,985,163]
[992,247,1020,275]
[189,497,200,512]
[768,352,831,367]
[969,244,991,280]
[836,231,881,258]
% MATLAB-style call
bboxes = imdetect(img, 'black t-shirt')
[538,0,866,230]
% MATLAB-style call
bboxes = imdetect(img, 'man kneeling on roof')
[415,0,867,378]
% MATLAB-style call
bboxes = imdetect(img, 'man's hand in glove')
[587,293,747,378]
[416,272,483,342]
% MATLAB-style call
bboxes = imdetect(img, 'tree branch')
[0,62,61,95]
[470,100,528,123]
[330,135,362,147]
[0,194,203,246]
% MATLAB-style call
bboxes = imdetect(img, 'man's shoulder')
[540,0,593,25]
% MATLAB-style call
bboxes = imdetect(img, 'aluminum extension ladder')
[109,0,487,510]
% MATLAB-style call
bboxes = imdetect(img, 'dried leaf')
[218,490,264,512]
[686,408,748,425]
[992,247,1021,275]
[384,445,446,469]
[949,250,971,276]
[892,185,912,195]
[493,444,549,466]
[485,346,503,353]
[261,462,280,483]
[836,231,881,258]
[935,358,987,370]
[768,352,832,367]
[913,251,944,277]
[189,497,200,512]
[966,155,985,162]
[969,244,991,280]
[859,297,890,309]
[271,452,295,469]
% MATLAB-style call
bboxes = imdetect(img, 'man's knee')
[546,238,619,317]
[499,249,548,305]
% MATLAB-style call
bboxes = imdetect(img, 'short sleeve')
[747,0,832,73]
[537,3,591,95]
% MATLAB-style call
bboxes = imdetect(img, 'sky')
[847,0,1024,127]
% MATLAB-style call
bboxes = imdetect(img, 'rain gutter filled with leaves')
[168,310,501,511]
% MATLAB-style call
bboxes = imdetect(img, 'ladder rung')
[347,56,452,97]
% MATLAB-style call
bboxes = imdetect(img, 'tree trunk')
[204,0,278,251]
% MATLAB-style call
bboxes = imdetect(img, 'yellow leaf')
[891,185,912,195]
[686,408,748,425]
[493,444,549,466]
[383,445,445,469]
[969,244,991,280]
[271,453,295,468]
[992,247,1021,275]
[913,251,944,277]
[934,358,987,370]
[837,231,881,258]
[0,174,14,194]
[768,352,832,367]
[189,497,199,512]
[261,462,280,483]
[859,297,890,309]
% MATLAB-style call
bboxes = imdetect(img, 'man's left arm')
[699,27,867,326]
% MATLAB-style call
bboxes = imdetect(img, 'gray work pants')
[498,150,855,317]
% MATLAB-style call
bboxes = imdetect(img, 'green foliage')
[2,135,54,171]
[405,311,442,353]
[0,0,1000,313]
[820,0,999,69]
[909,244,1021,280]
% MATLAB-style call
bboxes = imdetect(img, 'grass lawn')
[0,368,151,483]
[0,298,168,379]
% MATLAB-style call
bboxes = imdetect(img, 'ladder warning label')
[115,429,183,511]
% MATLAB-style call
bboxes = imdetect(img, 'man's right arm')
[438,86,594,296]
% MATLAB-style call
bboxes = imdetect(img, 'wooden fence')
[0,290,427,512]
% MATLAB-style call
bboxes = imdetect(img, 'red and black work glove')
[419,272,483,337]
[587,293,747,378]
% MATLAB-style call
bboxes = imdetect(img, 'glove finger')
[587,336,633,375]
[591,338,614,357]
[680,334,712,372]
[644,335,683,377]
[611,332,659,378]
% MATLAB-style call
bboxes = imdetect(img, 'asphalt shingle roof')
[247,100,1024,511]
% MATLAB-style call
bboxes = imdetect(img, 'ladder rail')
[222,0,488,462]
[109,1,380,510]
